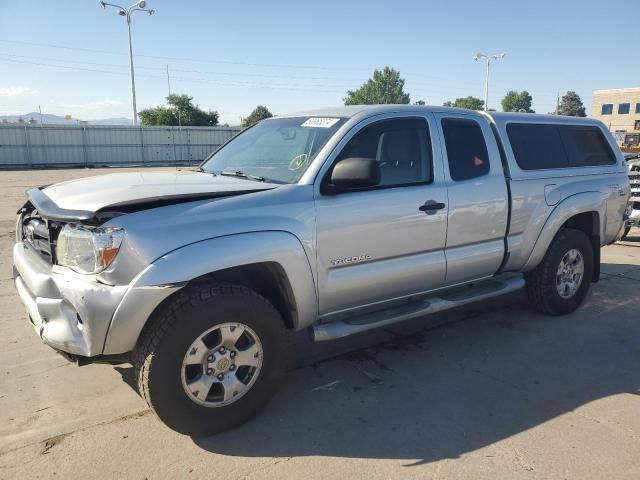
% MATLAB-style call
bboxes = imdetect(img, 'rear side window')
[507,124,567,169]
[442,118,490,181]
[507,123,615,170]
[560,127,616,166]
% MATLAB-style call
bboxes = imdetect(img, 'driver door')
[314,114,449,316]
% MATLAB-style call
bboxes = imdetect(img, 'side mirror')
[330,157,380,190]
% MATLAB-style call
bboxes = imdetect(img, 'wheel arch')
[561,211,601,282]
[522,191,605,276]
[186,262,299,330]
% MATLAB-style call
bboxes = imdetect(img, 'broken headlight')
[56,224,125,274]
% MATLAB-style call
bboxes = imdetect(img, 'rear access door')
[433,112,509,286]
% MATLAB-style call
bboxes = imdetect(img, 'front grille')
[21,210,55,263]
[634,201,640,211]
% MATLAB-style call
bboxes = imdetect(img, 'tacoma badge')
[330,254,371,266]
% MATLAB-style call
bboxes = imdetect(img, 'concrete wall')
[0,124,240,169]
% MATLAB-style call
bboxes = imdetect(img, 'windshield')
[201,116,346,184]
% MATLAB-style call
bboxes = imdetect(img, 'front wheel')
[525,228,594,316]
[133,282,290,436]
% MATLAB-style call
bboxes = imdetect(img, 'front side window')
[601,104,613,115]
[441,118,490,181]
[202,116,346,184]
[335,118,432,187]
[618,103,630,114]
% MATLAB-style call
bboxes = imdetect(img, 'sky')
[0,0,638,125]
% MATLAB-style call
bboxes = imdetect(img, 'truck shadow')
[184,265,639,465]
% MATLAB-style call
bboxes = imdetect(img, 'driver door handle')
[419,200,446,213]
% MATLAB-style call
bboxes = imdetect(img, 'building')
[592,88,640,146]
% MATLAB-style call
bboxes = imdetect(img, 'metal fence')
[0,124,240,169]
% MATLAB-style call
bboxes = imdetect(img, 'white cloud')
[0,86,37,97]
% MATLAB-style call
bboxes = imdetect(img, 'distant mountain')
[0,112,132,126]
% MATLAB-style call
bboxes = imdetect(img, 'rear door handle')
[419,200,446,213]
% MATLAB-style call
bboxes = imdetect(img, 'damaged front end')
[14,178,278,363]
[14,189,129,360]
[13,238,129,359]
[13,187,191,362]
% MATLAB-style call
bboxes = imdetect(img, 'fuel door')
[544,184,561,206]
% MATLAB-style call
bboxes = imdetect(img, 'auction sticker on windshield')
[301,117,340,128]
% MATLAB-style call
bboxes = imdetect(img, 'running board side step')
[311,274,525,342]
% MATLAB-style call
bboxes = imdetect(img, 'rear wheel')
[525,228,594,315]
[133,282,290,436]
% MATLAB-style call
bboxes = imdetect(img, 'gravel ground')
[1,168,639,480]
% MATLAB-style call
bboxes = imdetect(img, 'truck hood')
[29,170,279,221]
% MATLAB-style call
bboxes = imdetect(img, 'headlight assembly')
[56,224,125,274]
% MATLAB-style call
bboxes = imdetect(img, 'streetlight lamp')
[473,52,505,111]
[99,1,154,125]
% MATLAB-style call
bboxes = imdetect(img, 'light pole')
[473,52,505,111]
[99,1,154,125]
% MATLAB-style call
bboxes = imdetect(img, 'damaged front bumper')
[13,240,183,361]
[13,242,128,358]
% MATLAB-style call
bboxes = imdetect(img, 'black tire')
[622,226,631,240]
[525,228,594,316]
[133,282,290,436]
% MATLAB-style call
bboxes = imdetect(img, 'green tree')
[414,100,426,106]
[344,67,410,105]
[443,96,484,110]
[501,90,534,113]
[558,91,586,117]
[139,94,219,126]
[242,105,273,128]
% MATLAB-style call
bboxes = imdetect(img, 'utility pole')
[473,52,506,111]
[166,64,172,97]
[99,1,155,125]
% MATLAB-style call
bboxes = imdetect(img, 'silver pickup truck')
[13,105,629,435]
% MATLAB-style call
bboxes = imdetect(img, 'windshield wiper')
[219,170,265,182]
[196,165,215,174]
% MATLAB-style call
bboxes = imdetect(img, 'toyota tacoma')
[13,105,629,435]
